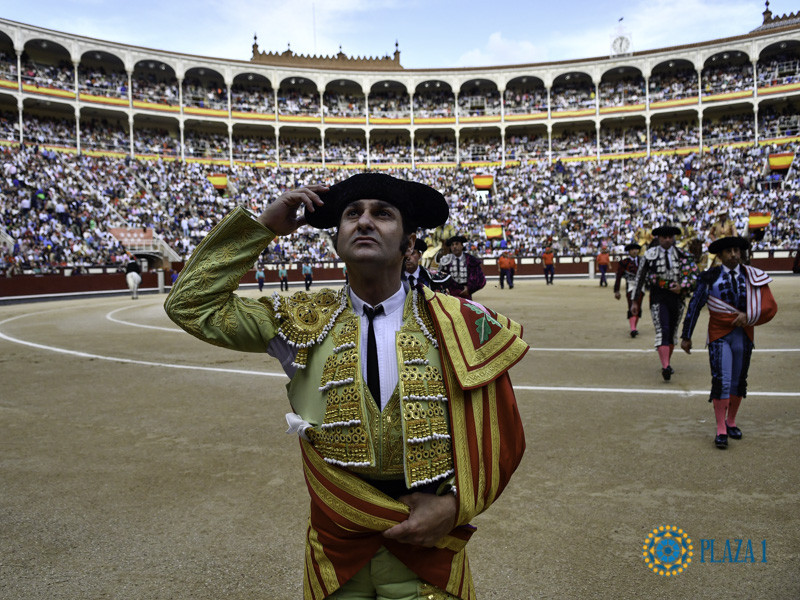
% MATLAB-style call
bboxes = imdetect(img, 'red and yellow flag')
[207,173,228,189]
[749,212,772,229]
[472,174,494,190]
[768,152,794,170]
[484,224,504,239]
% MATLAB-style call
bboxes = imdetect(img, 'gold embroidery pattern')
[312,310,375,468]
[399,293,455,488]
[273,288,348,368]
[347,391,405,479]
[164,209,278,351]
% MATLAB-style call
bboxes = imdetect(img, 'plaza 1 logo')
[642,526,694,576]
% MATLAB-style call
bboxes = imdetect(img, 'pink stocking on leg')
[657,345,671,369]
[713,398,730,435]
[727,395,742,427]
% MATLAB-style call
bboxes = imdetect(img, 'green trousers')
[326,546,456,600]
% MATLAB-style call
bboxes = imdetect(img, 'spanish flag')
[484,224,504,239]
[768,152,794,170]
[207,173,228,190]
[749,212,772,229]
[473,174,494,190]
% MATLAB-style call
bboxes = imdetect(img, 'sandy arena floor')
[1,276,798,599]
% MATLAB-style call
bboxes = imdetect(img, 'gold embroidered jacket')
[164,206,529,599]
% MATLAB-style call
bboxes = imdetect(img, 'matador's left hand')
[732,311,748,327]
[382,492,457,547]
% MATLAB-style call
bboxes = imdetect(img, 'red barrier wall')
[0,257,795,299]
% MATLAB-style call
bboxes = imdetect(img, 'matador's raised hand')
[257,184,328,236]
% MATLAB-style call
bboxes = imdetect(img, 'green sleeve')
[164,206,280,353]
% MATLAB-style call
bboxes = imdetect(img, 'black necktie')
[364,304,384,406]
[408,275,416,289]
[663,248,671,270]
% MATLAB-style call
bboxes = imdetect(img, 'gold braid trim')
[399,293,455,488]
[304,523,337,598]
[310,308,376,468]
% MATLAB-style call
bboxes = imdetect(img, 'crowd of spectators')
[599,127,647,153]
[4,137,798,277]
[9,110,798,164]
[650,120,700,148]
[369,91,410,118]
[183,130,229,159]
[599,78,646,106]
[131,75,179,105]
[504,88,548,114]
[322,92,365,118]
[230,84,274,113]
[80,119,129,152]
[414,91,455,118]
[702,62,754,95]
[232,135,275,162]
[183,80,227,110]
[760,106,800,139]
[78,67,128,98]
[703,114,755,145]
[414,136,457,163]
[506,134,548,160]
[277,91,320,116]
[458,91,501,116]
[22,114,76,148]
[369,138,411,163]
[133,127,179,157]
[278,137,322,163]
[6,50,800,117]
[325,137,367,163]
[757,55,800,87]
[0,51,17,81]
[551,82,595,111]
[551,130,597,157]
[649,68,699,102]
[460,139,502,162]
[1,148,130,274]
[19,58,74,91]
[1,109,18,142]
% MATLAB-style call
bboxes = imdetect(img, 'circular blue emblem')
[643,526,693,576]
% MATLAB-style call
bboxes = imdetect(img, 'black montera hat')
[447,235,468,244]
[652,225,682,237]
[304,173,449,230]
[624,242,641,251]
[412,238,428,253]
[708,236,749,255]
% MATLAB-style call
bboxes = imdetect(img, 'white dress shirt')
[349,285,406,410]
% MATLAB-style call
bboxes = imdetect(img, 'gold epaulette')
[267,287,348,368]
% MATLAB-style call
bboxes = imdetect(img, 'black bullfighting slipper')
[715,434,728,449]
[662,367,671,381]
[667,366,674,375]
[726,425,743,440]
[630,330,639,338]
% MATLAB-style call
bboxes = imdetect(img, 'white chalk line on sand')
[1,307,798,398]
[106,305,182,332]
